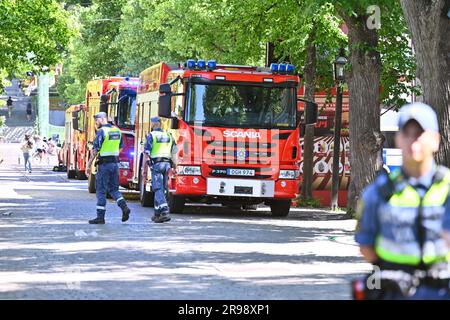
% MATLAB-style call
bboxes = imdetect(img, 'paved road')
[0,143,370,300]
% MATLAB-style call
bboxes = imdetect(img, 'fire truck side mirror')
[158,84,173,118]
[72,111,79,131]
[100,94,109,113]
[171,117,179,130]
[305,101,318,125]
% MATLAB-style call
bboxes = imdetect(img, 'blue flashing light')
[187,59,196,69]
[270,63,278,73]
[207,60,216,71]
[278,63,287,74]
[130,151,135,156]
[286,64,295,74]
[197,59,206,69]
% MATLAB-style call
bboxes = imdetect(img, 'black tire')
[139,174,154,207]
[270,200,291,217]
[88,172,96,193]
[168,193,185,213]
[75,156,87,180]
[67,152,76,179]
[243,204,258,210]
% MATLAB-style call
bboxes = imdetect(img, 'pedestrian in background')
[86,112,131,224]
[143,116,177,223]
[21,134,33,173]
[355,102,450,300]
[6,96,13,118]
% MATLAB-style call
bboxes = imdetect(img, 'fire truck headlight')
[177,166,201,176]
[279,170,296,179]
[119,161,130,169]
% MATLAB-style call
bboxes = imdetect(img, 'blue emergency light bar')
[186,59,217,71]
[269,63,295,75]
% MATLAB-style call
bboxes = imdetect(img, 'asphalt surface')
[0,143,370,300]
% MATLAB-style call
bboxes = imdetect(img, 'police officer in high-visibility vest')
[355,102,450,299]
[86,112,131,224]
[144,116,177,223]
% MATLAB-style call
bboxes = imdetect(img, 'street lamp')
[331,49,347,210]
[333,55,347,82]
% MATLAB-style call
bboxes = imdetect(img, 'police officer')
[86,112,131,224]
[144,116,177,223]
[355,102,450,299]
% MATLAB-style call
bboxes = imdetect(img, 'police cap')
[398,102,439,133]
[151,116,161,123]
[94,112,107,119]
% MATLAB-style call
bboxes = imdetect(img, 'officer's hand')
[86,167,91,176]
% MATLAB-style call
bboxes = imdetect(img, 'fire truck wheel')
[75,158,87,180]
[67,153,76,179]
[139,178,154,207]
[67,166,76,179]
[168,193,185,213]
[88,172,96,193]
[270,200,291,217]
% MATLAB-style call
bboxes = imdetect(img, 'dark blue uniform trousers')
[96,162,125,217]
[151,161,171,214]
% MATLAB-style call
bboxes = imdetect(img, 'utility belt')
[96,156,119,165]
[352,262,450,300]
[149,157,172,165]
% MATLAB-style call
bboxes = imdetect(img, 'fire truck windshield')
[117,93,136,129]
[186,82,297,129]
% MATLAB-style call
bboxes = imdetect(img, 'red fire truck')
[64,77,138,193]
[133,60,317,217]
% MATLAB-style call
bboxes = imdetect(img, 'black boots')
[151,212,171,223]
[118,200,131,222]
[89,210,105,224]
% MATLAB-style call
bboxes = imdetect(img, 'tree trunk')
[301,27,317,200]
[400,0,450,166]
[340,13,384,212]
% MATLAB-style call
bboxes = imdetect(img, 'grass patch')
[294,197,323,208]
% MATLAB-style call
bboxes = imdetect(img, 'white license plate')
[226,169,255,176]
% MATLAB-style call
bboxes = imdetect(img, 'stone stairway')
[0,126,35,143]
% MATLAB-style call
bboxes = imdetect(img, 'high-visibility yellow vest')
[99,126,121,157]
[375,168,450,266]
[150,131,172,159]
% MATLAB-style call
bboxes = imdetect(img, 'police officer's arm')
[142,133,152,177]
[86,129,103,175]
[442,196,450,249]
[355,184,381,263]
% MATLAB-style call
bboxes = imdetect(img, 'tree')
[117,0,183,76]
[0,0,72,90]
[400,0,450,166]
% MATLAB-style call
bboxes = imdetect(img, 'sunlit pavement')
[0,143,371,300]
